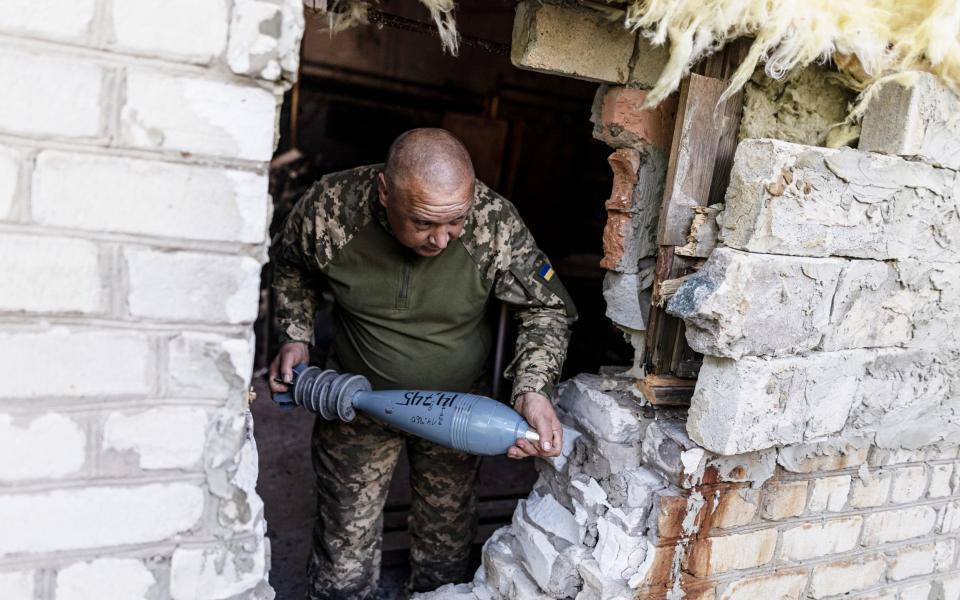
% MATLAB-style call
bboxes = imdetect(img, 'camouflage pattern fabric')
[271,164,576,400]
[307,413,480,599]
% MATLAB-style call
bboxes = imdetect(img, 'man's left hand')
[508,392,562,459]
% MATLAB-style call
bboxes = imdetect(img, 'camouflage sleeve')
[270,183,327,345]
[492,203,577,402]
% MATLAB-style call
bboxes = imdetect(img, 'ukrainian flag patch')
[537,262,555,282]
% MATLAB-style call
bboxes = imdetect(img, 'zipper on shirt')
[397,258,412,309]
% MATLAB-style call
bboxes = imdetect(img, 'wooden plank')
[656,74,727,247]
[636,374,696,406]
[645,42,749,378]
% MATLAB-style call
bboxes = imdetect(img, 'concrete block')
[889,544,935,581]
[33,152,269,244]
[850,471,891,508]
[170,538,266,600]
[111,0,228,62]
[718,572,806,600]
[0,483,204,555]
[720,139,960,261]
[121,70,277,161]
[0,329,152,398]
[603,270,652,331]
[702,450,778,487]
[228,0,304,81]
[592,515,648,581]
[890,465,928,503]
[556,375,643,444]
[778,441,870,474]
[167,333,254,397]
[779,517,862,560]
[0,233,102,314]
[481,529,551,600]
[862,505,937,545]
[511,505,583,598]
[523,491,579,546]
[860,72,960,170]
[667,247,842,359]
[0,570,34,600]
[929,464,954,498]
[104,407,208,470]
[592,86,677,150]
[0,0,95,43]
[760,481,808,520]
[685,529,777,576]
[807,475,851,513]
[689,352,865,454]
[640,420,699,484]
[124,248,261,324]
[0,413,85,482]
[809,555,884,598]
[0,144,20,220]
[511,2,636,84]
[868,447,926,467]
[692,344,960,455]
[0,51,101,139]
[56,558,156,600]
[577,559,632,600]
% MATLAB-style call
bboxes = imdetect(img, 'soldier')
[268,128,576,599]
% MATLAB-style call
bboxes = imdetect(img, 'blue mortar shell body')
[354,390,534,456]
[272,364,534,456]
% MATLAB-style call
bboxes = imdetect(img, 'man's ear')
[377,172,389,208]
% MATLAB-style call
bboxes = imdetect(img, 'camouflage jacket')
[271,165,576,400]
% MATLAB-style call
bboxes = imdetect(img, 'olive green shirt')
[271,165,576,399]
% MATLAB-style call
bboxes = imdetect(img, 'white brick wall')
[55,558,156,600]
[124,248,261,324]
[0,234,102,313]
[0,145,20,220]
[103,407,208,470]
[0,413,86,482]
[778,517,862,561]
[0,1,301,596]
[32,152,269,243]
[809,555,884,598]
[0,50,103,139]
[110,0,229,63]
[0,483,204,555]
[121,70,277,161]
[0,569,35,600]
[0,330,152,398]
[862,506,938,545]
[0,0,96,43]
[170,540,267,600]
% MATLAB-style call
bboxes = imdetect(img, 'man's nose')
[431,229,450,249]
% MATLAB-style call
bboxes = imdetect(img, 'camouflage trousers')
[306,412,482,600]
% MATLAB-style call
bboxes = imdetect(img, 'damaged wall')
[670,73,960,456]
[0,1,303,598]
[414,3,960,599]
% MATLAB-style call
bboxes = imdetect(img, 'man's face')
[378,172,474,257]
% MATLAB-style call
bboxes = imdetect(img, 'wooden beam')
[637,374,697,407]
[645,42,748,377]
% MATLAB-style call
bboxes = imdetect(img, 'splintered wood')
[644,42,748,390]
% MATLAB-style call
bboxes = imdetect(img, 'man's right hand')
[268,342,310,395]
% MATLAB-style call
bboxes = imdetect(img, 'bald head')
[378,129,476,257]
[384,128,475,195]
